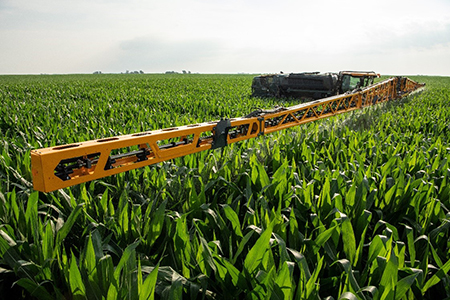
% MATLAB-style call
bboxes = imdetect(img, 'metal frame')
[31,77,424,192]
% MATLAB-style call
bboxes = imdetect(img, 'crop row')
[0,74,449,299]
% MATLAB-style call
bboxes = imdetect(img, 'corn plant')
[0,74,449,299]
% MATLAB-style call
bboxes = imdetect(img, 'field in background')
[0,74,449,299]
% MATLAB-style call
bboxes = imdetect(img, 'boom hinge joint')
[211,119,231,149]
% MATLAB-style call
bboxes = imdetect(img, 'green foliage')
[1,74,450,299]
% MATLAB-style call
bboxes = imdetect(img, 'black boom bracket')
[211,119,231,149]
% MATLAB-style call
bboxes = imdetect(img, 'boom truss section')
[31,77,424,192]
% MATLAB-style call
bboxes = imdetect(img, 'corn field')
[0,74,449,299]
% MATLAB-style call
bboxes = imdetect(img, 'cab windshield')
[341,75,364,92]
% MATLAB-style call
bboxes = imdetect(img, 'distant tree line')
[123,70,144,74]
[92,70,196,75]
[93,70,145,74]
[165,70,191,74]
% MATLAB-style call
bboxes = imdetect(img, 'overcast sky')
[1,0,450,75]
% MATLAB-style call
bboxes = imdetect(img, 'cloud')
[101,19,450,75]
[106,36,224,72]
[360,21,450,56]
[107,35,332,74]
[1,0,450,75]
[396,22,450,49]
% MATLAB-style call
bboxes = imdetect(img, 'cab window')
[348,76,361,90]
[341,75,361,92]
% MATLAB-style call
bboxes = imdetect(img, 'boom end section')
[31,150,48,192]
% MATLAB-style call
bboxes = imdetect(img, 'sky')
[1,0,450,75]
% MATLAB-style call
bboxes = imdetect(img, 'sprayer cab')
[251,70,380,99]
